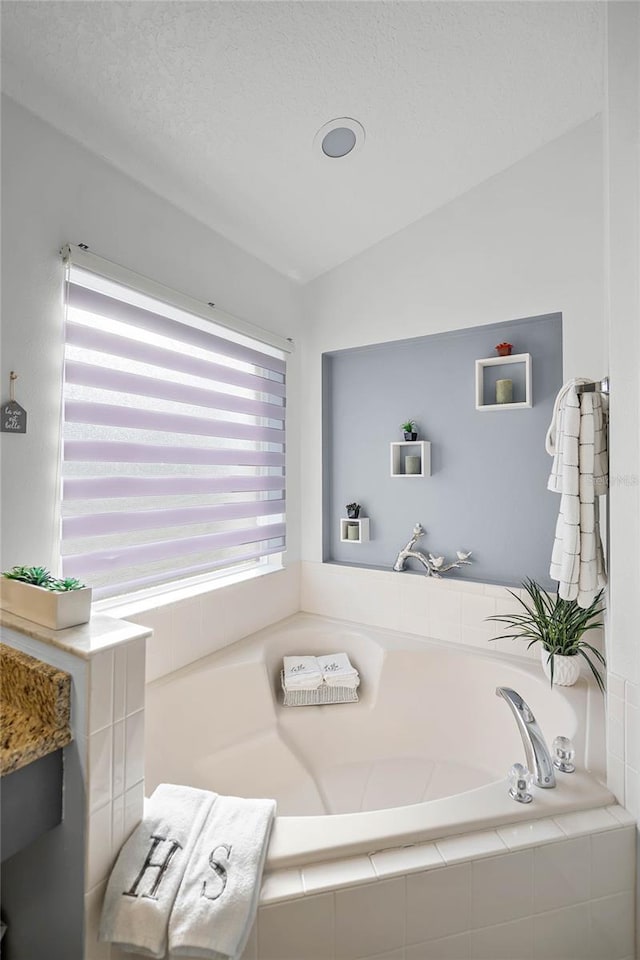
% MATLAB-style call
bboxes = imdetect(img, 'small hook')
[9,371,17,403]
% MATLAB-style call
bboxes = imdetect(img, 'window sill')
[94,557,284,622]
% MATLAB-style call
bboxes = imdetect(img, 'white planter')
[0,579,92,630]
[540,647,581,686]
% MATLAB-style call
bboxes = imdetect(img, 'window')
[61,259,286,602]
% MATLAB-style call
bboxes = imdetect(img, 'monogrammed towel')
[99,783,216,958]
[168,795,276,960]
[317,652,360,688]
[282,655,323,690]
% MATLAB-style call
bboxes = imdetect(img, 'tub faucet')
[496,687,556,789]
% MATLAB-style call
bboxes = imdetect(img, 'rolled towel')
[99,783,216,958]
[317,652,360,688]
[169,795,276,960]
[283,655,322,690]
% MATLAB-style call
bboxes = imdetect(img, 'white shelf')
[475,353,532,410]
[340,518,370,543]
[390,441,431,477]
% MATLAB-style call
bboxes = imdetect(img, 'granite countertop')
[0,643,72,776]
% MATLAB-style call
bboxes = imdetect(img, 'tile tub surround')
[0,642,72,774]
[253,806,635,960]
[145,612,611,871]
[0,615,150,960]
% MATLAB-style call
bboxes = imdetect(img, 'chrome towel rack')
[575,376,610,395]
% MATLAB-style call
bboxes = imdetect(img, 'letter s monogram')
[201,843,232,901]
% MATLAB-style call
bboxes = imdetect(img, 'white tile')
[607,755,626,805]
[123,781,145,841]
[303,855,376,895]
[533,838,590,913]
[111,793,125,861]
[406,863,471,944]
[461,593,496,628]
[172,597,205,671]
[605,804,635,826]
[471,851,533,929]
[371,842,444,879]
[258,892,334,960]
[145,625,174,683]
[112,720,125,799]
[260,868,304,905]
[590,893,635,960]
[86,802,113,890]
[591,827,636,899]
[533,903,591,960]
[625,701,640,771]
[89,650,113,734]
[406,934,470,960]
[436,831,506,865]
[496,818,564,851]
[335,879,405,960]
[124,710,144,791]
[625,680,640,708]
[113,645,127,722]
[84,881,110,960]
[608,691,625,724]
[624,765,640,818]
[200,589,230,655]
[125,638,145,716]
[553,807,619,838]
[608,674,626,701]
[89,727,113,813]
[471,917,533,960]
[607,710,625,761]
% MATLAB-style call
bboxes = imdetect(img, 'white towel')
[169,795,276,960]
[282,655,322,690]
[546,379,608,607]
[317,652,360,688]
[99,784,216,958]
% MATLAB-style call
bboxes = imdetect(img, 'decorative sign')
[1,372,27,434]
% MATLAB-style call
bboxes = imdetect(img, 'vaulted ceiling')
[2,1,604,281]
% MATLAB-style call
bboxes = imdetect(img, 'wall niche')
[322,313,562,588]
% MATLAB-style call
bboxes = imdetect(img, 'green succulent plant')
[2,566,86,592]
[487,578,606,692]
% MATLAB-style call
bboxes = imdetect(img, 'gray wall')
[323,314,563,589]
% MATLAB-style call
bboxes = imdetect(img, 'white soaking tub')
[144,613,612,869]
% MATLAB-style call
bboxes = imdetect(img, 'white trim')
[61,243,294,355]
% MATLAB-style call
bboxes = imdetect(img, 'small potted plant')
[487,578,605,690]
[401,419,418,441]
[1,565,92,630]
[495,341,513,357]
[345,502,361,519]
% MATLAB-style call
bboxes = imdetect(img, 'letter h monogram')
[123,835,182,900]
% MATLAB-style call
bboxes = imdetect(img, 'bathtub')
[144,613,612,870]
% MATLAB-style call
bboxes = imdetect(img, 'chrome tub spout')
[496,687,556,789]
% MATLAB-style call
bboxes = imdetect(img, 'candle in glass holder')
[496,379,513,404]
[405,455,421,474]
[347,524,359,540]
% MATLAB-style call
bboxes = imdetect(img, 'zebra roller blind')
[62,265,286,600]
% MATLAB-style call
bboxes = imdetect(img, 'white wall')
[602,0,640,829]
[0,94,301,571]
[0,97,302,670]
[300,116,605,563]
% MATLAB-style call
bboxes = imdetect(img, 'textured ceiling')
[1,1,604,281]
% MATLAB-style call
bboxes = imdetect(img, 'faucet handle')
[508,763,533,803]
[552,736,576,773]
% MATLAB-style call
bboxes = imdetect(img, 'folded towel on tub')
[99,783,216,958]
[317,652,360,688]
[169,795,276,959]
[282,654,323,689]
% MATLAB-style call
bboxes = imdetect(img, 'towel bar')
[575,377,609,395]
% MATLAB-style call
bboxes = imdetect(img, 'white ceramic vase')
[540,647,581,686]
[0,578,92,630]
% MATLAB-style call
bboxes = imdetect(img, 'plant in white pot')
[1,566,92,630]
[487,578,605,691]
